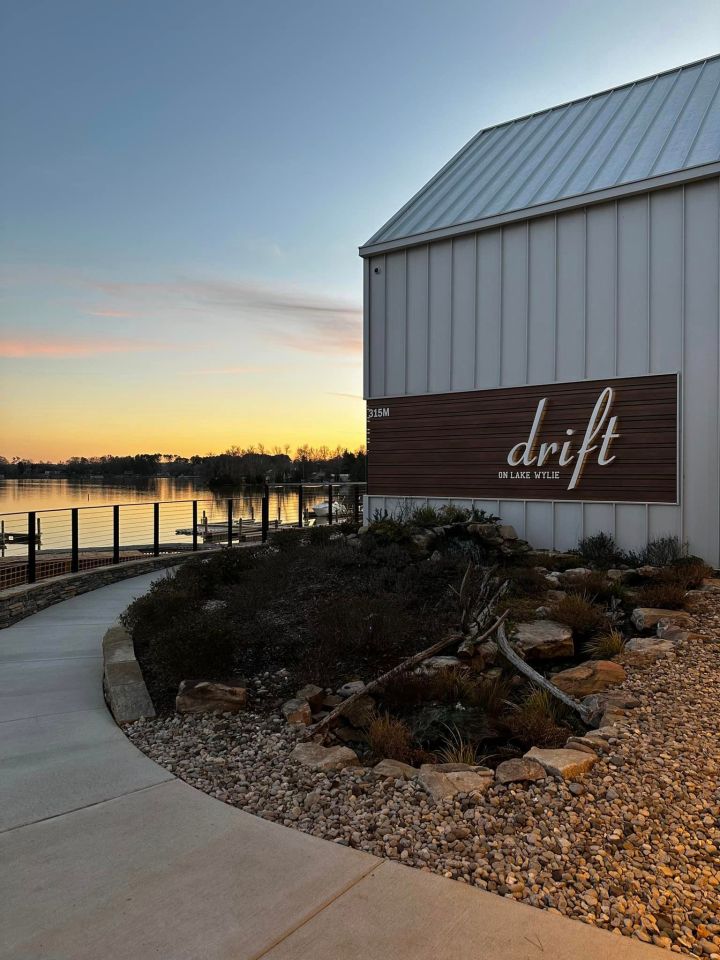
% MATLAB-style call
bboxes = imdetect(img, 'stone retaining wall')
[0,552,195,628]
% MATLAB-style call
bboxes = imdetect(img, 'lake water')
[0,478,342,558]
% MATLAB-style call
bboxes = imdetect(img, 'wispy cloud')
[93,277,362,356]
[0,336,165,358]
[87,308,137,318]
[190,364,271,375]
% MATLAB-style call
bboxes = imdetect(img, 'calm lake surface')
[0,478,335,557]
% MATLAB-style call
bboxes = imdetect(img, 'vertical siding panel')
[428,240,452,393]
[451,235,477,390]
[555,210,585,381]
[648,187,684,546]
[500,223,528,385]
[476,230,502,388]
[617,196,650,376]
[525,502,553,549]
[363,258,370,398]
[615,504,648,554]
[583,503,615,540]
[527,216,556,384]
[683,178,720,563]
[649,188,683,374]
[585,203,616,378]
[405,245,429,396]
[384,252,407,396]
[554,504,583,551]
[368,255,386,397]
[498,501,526,538]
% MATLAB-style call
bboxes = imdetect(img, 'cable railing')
[0,482,366,589]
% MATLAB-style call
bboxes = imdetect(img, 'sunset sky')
[1,0,718,460]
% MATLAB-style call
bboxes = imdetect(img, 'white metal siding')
[365,178,720,564]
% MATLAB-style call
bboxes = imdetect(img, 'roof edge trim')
[359,161,720,257]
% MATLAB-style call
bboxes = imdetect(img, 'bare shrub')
[549,591,606,638]
[367,712,414,763]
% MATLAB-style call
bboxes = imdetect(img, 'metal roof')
[365,55,720,251]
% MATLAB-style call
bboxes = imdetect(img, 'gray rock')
[498,524,518,540]
[513,620,574,660]
[290,742,359,771]
[630,607,693,631]
[624,637,676,664]
[421,656,462,672]
[201,599,227,613]
[176,679,247,715]
[337,680,365,698]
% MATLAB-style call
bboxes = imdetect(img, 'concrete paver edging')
[0,570,671,960]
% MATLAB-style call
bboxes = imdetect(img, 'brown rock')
[290,743,359,771]
[630,607,693,631]
[175,679,247,715]
[373,759,417,780]
[342,694,375,728]
[495,758,547,784]
[524,747,596,780]
[551,660,626,697]
[282,698,312,725]
[296,684,325,710]
[623,637,676,665]
[512,620,574,660]
[418,763,494,801]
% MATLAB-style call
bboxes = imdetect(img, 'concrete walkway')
[0,573,667,960]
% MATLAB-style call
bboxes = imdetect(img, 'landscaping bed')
[122,513,720,954]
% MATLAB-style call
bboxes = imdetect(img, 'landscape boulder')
[512,620,574,660]
[551,660,626,697]
[290,743,360,771]
[176,679,247,715]
[582,690,640,727]
[623,637,676,665]
[282,698,312,725]
[342,693,375,728]
[373,759,417,780]
[524,747,596,780]
[337,680,365,698]
[418,763,494,801]
[630,607,693,631]
[495,758,547,785]
[296,684,326,711]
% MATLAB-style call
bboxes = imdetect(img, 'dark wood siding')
[367,374,678,503]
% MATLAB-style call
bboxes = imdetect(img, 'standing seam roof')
[366,55,720,248]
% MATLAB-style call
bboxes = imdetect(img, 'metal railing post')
[153,502,160,556]
[297,483,304,528]
[327,482,333,525]
[227,499,233,546]
[192,501,198,551]
[113,505,120,564]
[261,485,269,542]
[353,485,360,524]
[71,508,79,572]
[27,511,36,583]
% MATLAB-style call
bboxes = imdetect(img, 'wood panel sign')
[366,374,678,504]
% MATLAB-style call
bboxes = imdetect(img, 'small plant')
[548,591,606,638]
[505,595,543,626]
[662,558,714,589]
[436,723,478,765]
[635,582,687,609]
[505,687,570,749]
[577,532,627,568]
[307,524,334,546]
[505,566,549,596]
[410,504,441,527]
[436,504,472,524]
[367,513,413,546]
[563,570,625,603]
[367,711,414,763]
[469,674,513,717]
[629,535,686,567]
[586,628,626,659]
[271,528,305,552]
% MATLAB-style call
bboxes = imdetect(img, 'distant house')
[361,56,720,564]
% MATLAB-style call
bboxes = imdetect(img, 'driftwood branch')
[304,610,510,743]
[495,622,592,724]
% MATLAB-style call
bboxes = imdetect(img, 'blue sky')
[1,0,718,458]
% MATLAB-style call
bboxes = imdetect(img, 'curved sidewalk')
[0,572,665,960]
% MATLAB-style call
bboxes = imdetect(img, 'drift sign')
[366,374,678,504]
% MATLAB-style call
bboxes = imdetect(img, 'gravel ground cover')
[126,592,720,956]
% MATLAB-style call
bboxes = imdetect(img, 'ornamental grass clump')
[635,582,687,610]
[506,687,570,749]
[367,711,415,763]
[436,724,479,765]
[548,591,607,638]
[586,628,626,659]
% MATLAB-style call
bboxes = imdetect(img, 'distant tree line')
[0,445,366,486]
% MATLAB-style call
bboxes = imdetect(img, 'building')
[361,56,720,564]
